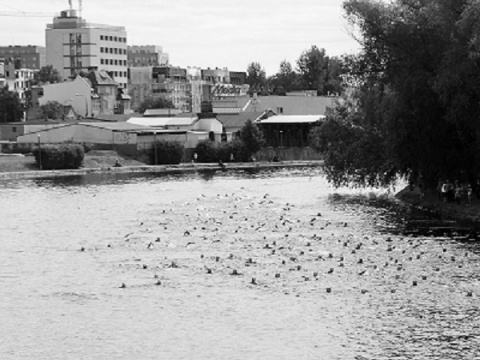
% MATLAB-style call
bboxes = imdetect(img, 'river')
[1,168,479,359]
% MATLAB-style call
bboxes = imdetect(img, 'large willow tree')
[311,0,480,187]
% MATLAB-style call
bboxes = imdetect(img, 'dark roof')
[217,111,265,130]
[88,70,117,86]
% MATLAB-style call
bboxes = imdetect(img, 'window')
[100,59,104,64]
[100,47,104,53]
[114,59,118,65]
[277,107,284,114]
[100,35,104,40]
[109,48,113,54]
[109,36,113,41]
[110,59,113,65]
[12,127,17,133]
[114,36,117,42]
[114,48,118,54]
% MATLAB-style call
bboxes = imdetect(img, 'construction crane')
[0,11,55,17]
[0,1,83,17]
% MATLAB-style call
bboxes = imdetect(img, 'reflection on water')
[1,168,479,360]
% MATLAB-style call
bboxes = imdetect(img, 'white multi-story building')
[46,9,128,89]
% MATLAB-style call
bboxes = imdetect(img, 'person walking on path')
[437,179,443,201]
[467,183,473,206]
[441,181,449,203]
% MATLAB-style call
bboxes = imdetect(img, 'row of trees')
[309,0,480,188]
[246,46,344,96]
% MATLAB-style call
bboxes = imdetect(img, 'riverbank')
[396,185,480,225]
[0,152,323,180]
[2,153,479,226]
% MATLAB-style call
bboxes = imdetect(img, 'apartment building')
[128,66,191,112]
[46,9,128,88]
[0,60,36,102]
[0,45,46,70]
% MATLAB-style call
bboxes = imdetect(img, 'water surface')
[1,168,479,359]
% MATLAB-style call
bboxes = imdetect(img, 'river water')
[1,168,479,359]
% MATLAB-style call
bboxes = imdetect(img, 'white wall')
[40,76,92,117]
[192,118,223,133]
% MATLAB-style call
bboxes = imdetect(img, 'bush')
[150,141,184,165]
[194,139,250,163]
[195,140,217,163]
[32,143,84,170]
[1,143,32,154]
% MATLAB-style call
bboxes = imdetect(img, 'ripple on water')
[0,168,479,359]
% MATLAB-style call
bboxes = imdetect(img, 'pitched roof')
[88,70,117,86]
[143,108,182,117]
[213,107,242,114]
[79,122,149,131]
[127,116,197,127]
[257,115,325,124]
[243,95,336,115]
[217,111,265,130]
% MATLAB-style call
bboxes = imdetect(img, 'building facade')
[0,45,46,70]
[0,60,36,102]
[128,66,191,112]
[201,68,230,84]
[127,45,169,67]
[152,67,190,112]
[45,9,128,88]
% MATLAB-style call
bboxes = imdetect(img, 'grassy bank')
[396,185,480,225]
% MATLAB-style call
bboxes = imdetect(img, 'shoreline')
[395,186,480,226]
[0,160,324,180]
[2,158,478,226]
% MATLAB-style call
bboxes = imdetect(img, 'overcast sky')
[0,0,361,75]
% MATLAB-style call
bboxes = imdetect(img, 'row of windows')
[100,47,127,55]
[100,35,127,43]
[112,71,127,78]
[100,59,127,66]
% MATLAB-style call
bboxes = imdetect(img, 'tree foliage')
[250,48,345,96]
[150,140,184,165]
[312,0,480,188]
[0,86,23,123]
[296,46,344,95]
[139,97,175,114]
[32,143,84,170]
[33,65,61,85]
[40,101,63,120]
[310,87,397,187]
[268,60,302,95]
[238,119,265,156]
[246,62,269,95]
